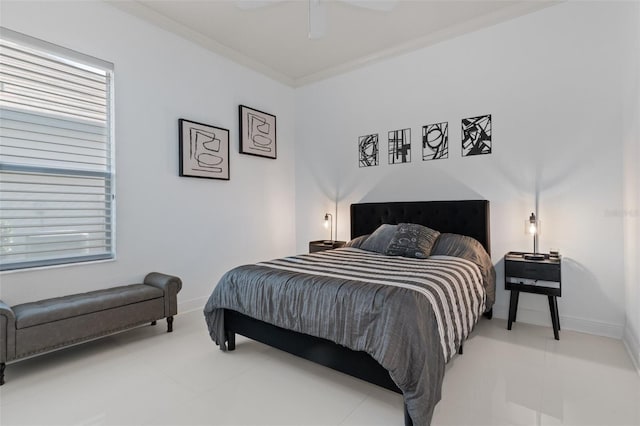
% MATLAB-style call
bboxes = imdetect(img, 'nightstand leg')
[508,290,519,330]
[548,296,560,340]
[554,296,560,330]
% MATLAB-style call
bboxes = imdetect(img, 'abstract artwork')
[358,133,379,167]
[239,105,277,159]
[422,122,448,161]
[461,114,492,156]
[179,119,229,180]
[388,128,411,164]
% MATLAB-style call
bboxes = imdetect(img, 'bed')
[204,200,494,426]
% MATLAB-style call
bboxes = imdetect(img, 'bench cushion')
[12,284,164,329]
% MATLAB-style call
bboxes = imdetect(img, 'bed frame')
[223,200,491,426]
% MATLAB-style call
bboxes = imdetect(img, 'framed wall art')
[388,128,411,164]
[239,105,277,159]
[358,133,379,167]
[461,114,492,156]
[179,118,230,180]
[422,122,448,160]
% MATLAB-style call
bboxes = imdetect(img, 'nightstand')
[309,240,346,253]
[505,251,562,340]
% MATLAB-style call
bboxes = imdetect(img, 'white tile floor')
[1,310,639,426]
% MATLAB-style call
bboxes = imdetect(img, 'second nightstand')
[309,240,346,253]
[505,251,562,340]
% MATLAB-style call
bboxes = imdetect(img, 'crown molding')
[106,0,295,87]
[108,0,560,89]
[294,1,560,87]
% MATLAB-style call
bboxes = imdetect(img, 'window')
[0,28,115,271]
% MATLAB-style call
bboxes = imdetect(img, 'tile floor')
[1,310,638,426]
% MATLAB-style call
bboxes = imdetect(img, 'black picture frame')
[239,105,277,159]
[179,118,230,180]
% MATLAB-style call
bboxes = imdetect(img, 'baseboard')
[178,296,208,314]
[623,325,640,376]
[492,304,624,339]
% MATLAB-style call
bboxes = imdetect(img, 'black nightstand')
[505,251,562,340]
[309,240,346,253]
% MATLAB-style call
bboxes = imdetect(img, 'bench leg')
[151,320,157,326]
[1,362,5,386]
[167,316,173,333]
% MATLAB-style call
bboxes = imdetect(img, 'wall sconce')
[324,213,333,243]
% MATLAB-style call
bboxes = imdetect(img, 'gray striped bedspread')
[204,248,487,426]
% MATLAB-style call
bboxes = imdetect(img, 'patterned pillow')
[384,223,440,259]
[360,224,398,253]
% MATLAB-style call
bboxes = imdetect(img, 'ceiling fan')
[236,0,398,39]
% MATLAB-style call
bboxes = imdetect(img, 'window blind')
[0,28,115,271]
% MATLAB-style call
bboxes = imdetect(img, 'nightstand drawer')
[505,261,560,282]
[506,276,560,289]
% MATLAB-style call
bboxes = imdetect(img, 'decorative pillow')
[384,223,440,259]
[344,234,370,249]
[360,224,398,253]
[430,233,496,309]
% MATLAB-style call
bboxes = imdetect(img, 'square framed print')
[179,119,230,180]
[239,105,277,159]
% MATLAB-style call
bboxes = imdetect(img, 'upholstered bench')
[0,272,182,385]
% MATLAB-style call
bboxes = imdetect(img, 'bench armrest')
[0,300,16,363]
[144,272,182,317]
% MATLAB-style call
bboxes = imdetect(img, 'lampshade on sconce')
[524,212,544,260]
[324,213,333,243]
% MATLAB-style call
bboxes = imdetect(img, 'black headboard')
[350,200,491,254]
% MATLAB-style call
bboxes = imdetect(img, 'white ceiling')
[111,0,558,87]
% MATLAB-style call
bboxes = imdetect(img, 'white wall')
[623,1,640,372]
[295,1,635,338]
[0,0,637,349]
[0,1,297,309]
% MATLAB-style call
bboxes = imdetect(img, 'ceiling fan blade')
[342,0,398,12]
[308,0,327,40]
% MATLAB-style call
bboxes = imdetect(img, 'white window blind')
[0,28,115,271]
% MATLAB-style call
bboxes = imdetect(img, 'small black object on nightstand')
[505,251,562,340]
[309,240,346,253]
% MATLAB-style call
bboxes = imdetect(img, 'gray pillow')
[344,234,370,249]
[431,233,496,309]
[384,223,440,259]
[360,224,398,253]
